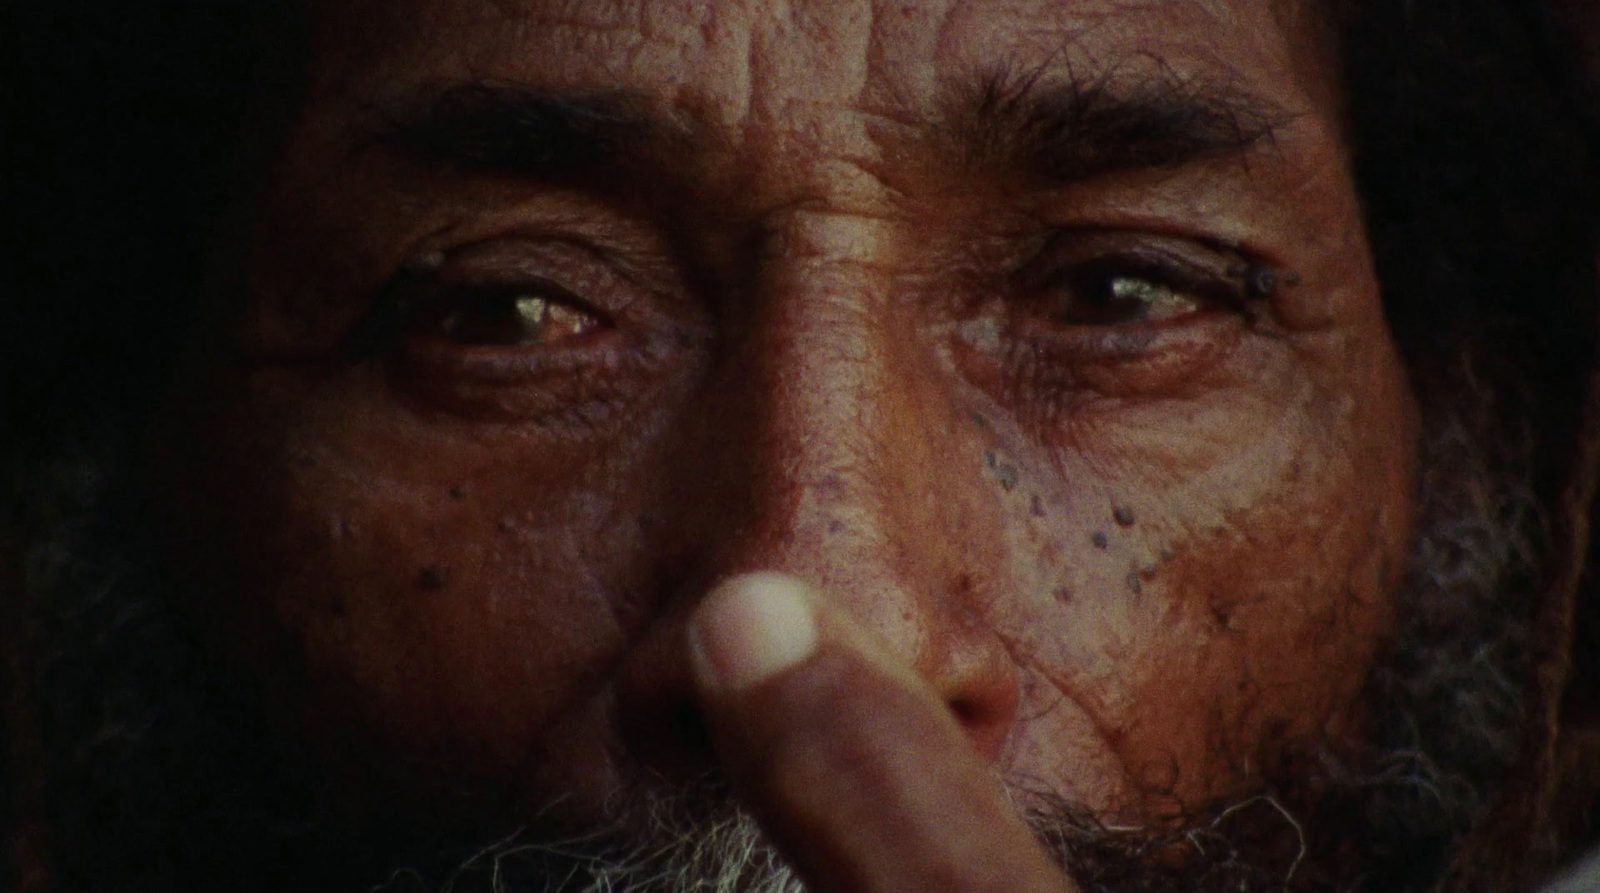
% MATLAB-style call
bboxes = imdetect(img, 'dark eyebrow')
[949,67,1296,183]
[368,71,1291,187]
[368,82,664,179]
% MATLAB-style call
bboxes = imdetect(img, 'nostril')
[613,613,726,785]
[619,687,723,784]
[950,697,983,724]
[948,689,1017,761]
[664,697,714,760]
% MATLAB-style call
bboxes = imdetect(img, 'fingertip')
[689,572,820,694]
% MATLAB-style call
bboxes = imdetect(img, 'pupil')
[442,293,549,345]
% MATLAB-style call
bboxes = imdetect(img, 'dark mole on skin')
[449,484,469,499]
[1113,505,1136,526]
[971,412,988,429]
[1031,494,1046,517]
[1229,263,1300,300]
[1246,267,1280,299]
[1092,531,1110,549]
[1125,572,1143,595]
[982,449,1017,490]
[418,566,448,590]
[997,464,1019,491]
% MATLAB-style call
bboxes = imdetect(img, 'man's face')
[161,0,1417,859]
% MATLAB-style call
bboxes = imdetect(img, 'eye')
[428,286,606,347]
[1019,232,1254,329]
[345,236,706,424]
[1049,261,1208,326]
[353,272,614,357]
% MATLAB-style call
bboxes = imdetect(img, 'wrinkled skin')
[157,0,1418,886]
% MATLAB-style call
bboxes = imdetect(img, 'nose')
[621,212,1021,762]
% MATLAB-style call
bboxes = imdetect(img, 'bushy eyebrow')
[946,66,1295,183]
[366,69,1294,186]
[369,83,663,179]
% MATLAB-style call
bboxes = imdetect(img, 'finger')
[687,572,1078,893]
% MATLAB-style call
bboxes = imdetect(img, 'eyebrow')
[948,67,1295,183]
[370,83,663,179]
[369,69,1294,186]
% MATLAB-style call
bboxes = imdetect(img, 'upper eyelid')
[401,235,668,316]
[1025,230,1249,276]
[1014,230,1255,305]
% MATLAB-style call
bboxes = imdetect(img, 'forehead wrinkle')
[741,2,873,129]
[312,0,1339,220]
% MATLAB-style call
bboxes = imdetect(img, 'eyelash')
[351,230,1283,417]
[1015,231,1267,331]
[378,276,610,349]
[936,230,1293,404]
[1043,255,1243,326]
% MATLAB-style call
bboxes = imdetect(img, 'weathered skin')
[156,0,1418,882]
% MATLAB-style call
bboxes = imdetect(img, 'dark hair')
[1340,2,1600,890]
[8,4,282,462]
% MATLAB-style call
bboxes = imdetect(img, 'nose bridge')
[701,208,1009,678]
[710,212,902,611]
[638,206,1022,758]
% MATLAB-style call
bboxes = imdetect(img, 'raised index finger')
[688,572,1078,893]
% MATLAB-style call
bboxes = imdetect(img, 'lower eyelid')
[972,314,1245,402]
[396,328,628,381]
[381,309,708,421]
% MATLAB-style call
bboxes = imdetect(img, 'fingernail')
[689,572,819,693]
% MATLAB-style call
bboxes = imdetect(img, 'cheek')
[176,364,664,779]
[988,322,1417,816]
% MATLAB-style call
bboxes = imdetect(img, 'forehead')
[305,0,1336,138]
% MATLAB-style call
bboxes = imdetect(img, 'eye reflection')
[1054,271,1202,326]
[435,289,602,346]
[1019,230,1255,330]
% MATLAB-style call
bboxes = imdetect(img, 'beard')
[6,398,1540,893]
[336,785,1317,893]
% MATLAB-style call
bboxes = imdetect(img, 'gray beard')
[8,402,1540,893]
[371,785,1334,893]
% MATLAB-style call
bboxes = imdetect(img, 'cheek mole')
[417,566,448,590]
[981,448,1020,491]
[996,464,1019,491]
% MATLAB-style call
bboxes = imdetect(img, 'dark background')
[10,3,262,456]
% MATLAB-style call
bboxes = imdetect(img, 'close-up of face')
[155,0,1415,874]
[12,0,1600,891]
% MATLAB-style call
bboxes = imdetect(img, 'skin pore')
[149,0,1419,888]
